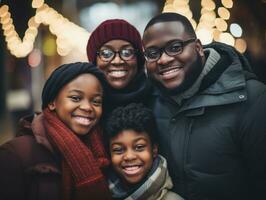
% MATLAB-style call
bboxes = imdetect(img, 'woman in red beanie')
[87,19,152,114]
[0,62,112,200]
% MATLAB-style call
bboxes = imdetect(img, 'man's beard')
[150,52,204,96]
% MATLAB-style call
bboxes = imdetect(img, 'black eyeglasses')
[97,48,137,62]
[144,38,196,62]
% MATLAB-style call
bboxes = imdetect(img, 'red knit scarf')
[43,108,111,200]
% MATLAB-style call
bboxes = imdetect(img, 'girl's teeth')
[75,116,91,125]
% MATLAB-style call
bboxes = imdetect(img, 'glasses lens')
[144,48,160,61]
[165,41,183,56]
[98,49,114,61]
[120,49,135,60]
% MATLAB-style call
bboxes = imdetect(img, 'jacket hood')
[18,113,55,153]
[204,42,254,74]
[199,42,257,94]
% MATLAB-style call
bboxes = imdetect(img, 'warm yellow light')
[219,32,235,46]
[165,0,175,4]
[218,7,230,20]
[200,11,216,22]
[1,15,11,24]
[32,0,45,9]
[201,0,212,7]
[3,27,15,36]
[0,0,242,59]
[174,5,190,14]
[221,0,233,9]
[190,19,197,30]
[215,18,228,32]
[197,21,215,30]
[235,38,247,53]
[57,47,70,56]
[0,5,9,17]
[173,0,189,7]
[1,1,90,58]
[24,28,38,41]
[213,29,221,41]
[1,11,10,20]
[162,4,175,13]
[204,1,216,11]
[2,19,13,30]
[28,17,39,28]
[196,28,213,44]
[183,10,193,20]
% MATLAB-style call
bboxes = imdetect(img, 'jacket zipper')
[182,118,194,198]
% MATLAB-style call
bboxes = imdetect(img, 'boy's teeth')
[123,166,141,175]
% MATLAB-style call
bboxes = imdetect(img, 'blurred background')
[0,0,266,144]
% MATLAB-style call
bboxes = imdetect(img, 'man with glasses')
[142,12,266,200]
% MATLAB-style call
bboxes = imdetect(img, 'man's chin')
[161,80,183,91]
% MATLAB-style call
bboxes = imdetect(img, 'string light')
[218,7,230,20]
[230,23,243,37]
[235,38,247,53]
[221,0,233,9]
[163,0,197,30]
[162,0,246,51]
[0,0,248,58]
[0,0,89,58]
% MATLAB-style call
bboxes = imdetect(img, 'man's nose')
[157,51,175,65]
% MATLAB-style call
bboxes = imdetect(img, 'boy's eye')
[135,144,145,151]
[112,147,124,154]
[69,95,81,102]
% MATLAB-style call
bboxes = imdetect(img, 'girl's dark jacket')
[149,42,266,200]
[0,114,62,200]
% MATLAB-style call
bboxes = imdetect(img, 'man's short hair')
[105,103,158,145]
[144,12,196,38]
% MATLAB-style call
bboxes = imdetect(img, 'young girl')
[87,19,152,114]
[0,62,111,200]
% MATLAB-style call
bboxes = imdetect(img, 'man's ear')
[48,102,56,111]
[153,144,158,158]
[195,39,204,57]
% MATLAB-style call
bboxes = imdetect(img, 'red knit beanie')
[87,19,144,69]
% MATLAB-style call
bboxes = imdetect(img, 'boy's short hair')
[105,103,158,145]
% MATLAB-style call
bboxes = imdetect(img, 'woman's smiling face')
[96,39,138,89]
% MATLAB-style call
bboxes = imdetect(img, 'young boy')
[105,103,184,200]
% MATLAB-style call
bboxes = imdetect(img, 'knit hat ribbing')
[41,62,107,109]
[86,19,144,68]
